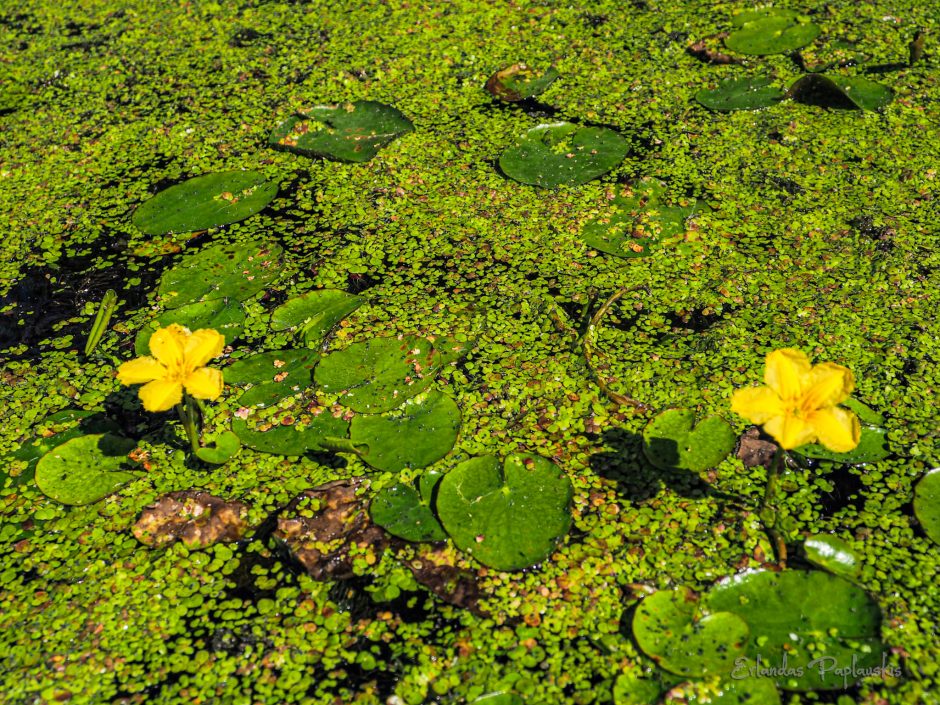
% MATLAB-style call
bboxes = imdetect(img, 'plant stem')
[761,449,788,568]
[84,289,118,356]
[176,396,201,453]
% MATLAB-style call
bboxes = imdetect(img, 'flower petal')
[764,348,812,400]
[763,413,816,450]
[801,363,855,410]
[807,406,861,453]
[149,324,189,367]
[184,329,225,368]
[184,367,224,400]
[116,357,167,385]
[138,379,183,412]
[731,386,787,425]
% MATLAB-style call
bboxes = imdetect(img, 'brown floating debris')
[134,491,249,548]
[406,543,484,615]
[736,427,779,468]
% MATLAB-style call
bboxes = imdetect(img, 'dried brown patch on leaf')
[736,427,778,468]
[133,491,249,548]
[405,543,484,615]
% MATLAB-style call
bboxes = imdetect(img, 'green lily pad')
[803,534,861,579]
[270,290,365,346]
[231,413,349,456]
[132,171,278,235]
[667,678,781,705]
[135,299,245,355]
[226,349,319,407]
[725,14,820,56]
[613,673,662,705]
[470,695,523,705]
[787,74,894,111]
[268,101,413,163]
[485,63,560,102]
[913,468,940,545]
[499,122,629,188]
[35,434,138,505]
[347,391,461,472]
[704,570,883,690]
[370,471,447,542]
[633,587,749,678]
[642,409,736,472]
[795,424,889,464]
[436,453,573,571]
[314,335,470,413]
[195,431,241,465]
[695,77,785,111]
[157,241,284,309]
[731,8,802,27]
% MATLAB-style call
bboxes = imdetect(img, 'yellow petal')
[149,324,189,367]
[730,386,787,425]
[801,363,855,410]
[764,349,812,400]
[138,379,183,412]
[184,329,225,368]
[763,412,816,450]
[116,357,167,385]
[184,367,224,400]
[807,407,861,453]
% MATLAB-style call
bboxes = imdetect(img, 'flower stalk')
[760,449,788,567]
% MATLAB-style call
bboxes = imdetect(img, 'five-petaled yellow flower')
[117,324,225,412]
[731,348,861,452]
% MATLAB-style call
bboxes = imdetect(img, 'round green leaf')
[613,673,662,705]
[787,74,894,111]
[135,299,245,355]
[913,468,940,545]
[795,424,889,464]
[314,335,470,413]
[268,101,413,163]
[803,534,861,579]
[485,63,560,102]
[226,349,319,407]
[642,409,736,472]
[695,77,785,111]
[35,434,138,505]
[349,391,461,472]
[633,587,749,678]
[157,241,283,309]
[436,453,573,571]
[195,431,241,465]
[731,8,802,27]
[371,476,447,542]
[270,290,365,346]
[231,413,349,456]
[725,15,820,55]
[499,122,629,188]
[471,695,523,705]
[132,171,278,235]
[666,678,781,705]
[704,570,884,690]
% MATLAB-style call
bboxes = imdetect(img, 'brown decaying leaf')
[133,491,249,548]
[736,427,779,468]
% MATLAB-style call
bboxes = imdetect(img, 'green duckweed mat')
[1,0,938,703]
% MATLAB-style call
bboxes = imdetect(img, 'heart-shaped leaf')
[371,471,447,542]
[787,74,894,111]
[913,468,940,545]
[231,412,349,456]
[132,171,278,235]
[269,101,413,163]
[665,678,781,705]
[725,14,820,55]
[226,349,319,407]
[135,299,245,355]
[695,77,785,111]
[270,290,365,346]
[643,409,736,472]
[195,431,241,465]
[35,434,138,505]
[803,534,861,579]
[436,453,572,571]
[485,64,560,102]
[704,570,883,690]
[499,122,629,188]
[795,424,889,464]
[315,335,470,413]
[633,586,749,678]
[157,241,283,309]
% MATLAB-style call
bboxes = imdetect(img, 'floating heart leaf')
[695,77,785,111]
[787,74,894,110]
[269,101,413,163]
[231,412,349,456]
[643,409,736,472]
[436,453,572,571]
[470,695,524,705]
[35,434,138,505]
[795,424,889,464]
[315,335,470,413]
[371,471,447,542]
[612,673,662,705]
[195,431,241,465]
[485,64,560,102]
[731,8,802,27]
[157,241,283,309]
[347,391,461,472]
[226,349,319,407]
[499,122,629,188]
[704,570,883,690]
[725,13,820,55]
[667,678,781,705]
[803,534,861,579]
[132,171,278,235]
[913,468,940,545]
[632,587,749,678]
[270,290,365,346]
[135,299,245,355]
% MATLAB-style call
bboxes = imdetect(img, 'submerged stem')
[760,449,788,568]
[176,396,201,453]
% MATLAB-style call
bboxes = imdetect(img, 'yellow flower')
[731,348,861,452]
[117,324,225,412]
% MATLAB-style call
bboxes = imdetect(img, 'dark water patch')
[228,27,267,47]
[665,305,736,333]
[816,464,865,518]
